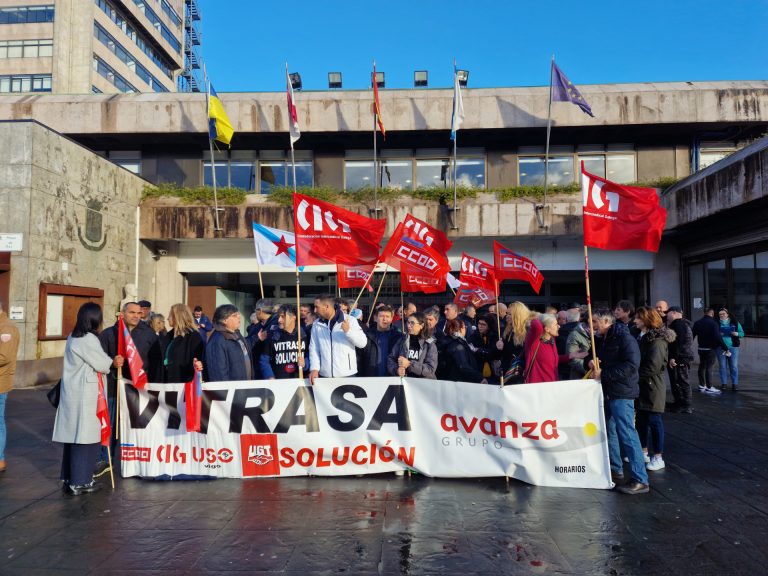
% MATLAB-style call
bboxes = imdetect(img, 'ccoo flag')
[551,62,594,117]
[285,63,300,145]
[581,163,667,252]
[117,315,148,389]
[493,241,544,294]
[450,62,465,140]
[207,83,234,146]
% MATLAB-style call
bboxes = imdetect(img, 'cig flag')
[581,164,667,252]
[459,252,496,292]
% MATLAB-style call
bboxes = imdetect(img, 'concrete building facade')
[0,0,185,94]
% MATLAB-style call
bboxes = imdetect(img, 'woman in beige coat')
[53,303,122,495]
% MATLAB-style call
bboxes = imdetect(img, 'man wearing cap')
[138,300,152,323]
[666,306,695,413]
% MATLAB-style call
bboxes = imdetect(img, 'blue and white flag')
[450,64,465,141]
[252,222,303,269]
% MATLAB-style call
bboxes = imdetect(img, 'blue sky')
[197,0,767,93]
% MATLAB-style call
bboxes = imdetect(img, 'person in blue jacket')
[717,308,744,391]
[205,305,254,382]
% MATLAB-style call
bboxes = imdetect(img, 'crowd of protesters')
[38,292,747,496]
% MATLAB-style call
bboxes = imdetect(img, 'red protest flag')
[381,223,450,278]
[400,264,447,294]
[337,262,375,291]
[454,283,496,308]
[493,241,544,294]
[372,63,385,139]
[459,252,496,292]
[96,373,111,446]
[403,213,453,254]
[184,367,203,433]
[293,192,386,266]
[581,164,667,252]
[117,315,148,389]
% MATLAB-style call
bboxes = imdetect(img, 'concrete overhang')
[1,81,767,136]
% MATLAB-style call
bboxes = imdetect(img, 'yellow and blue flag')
[208,83,234,146]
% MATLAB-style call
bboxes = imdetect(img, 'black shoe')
[616,480,649,495]
[66,482,102,496]
[611,470,625,483]
[93,460,111,478]
[732,385,738,392]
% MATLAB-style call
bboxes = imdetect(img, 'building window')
[108,151,141,174]
[685,248,768,336]
[697,141,738,170]
[578,153,635,183]
[202,153,312,194]
[345,151,485,191]
[94,23,169,92]
[131,0,182,52]
[0,73,51,93]
[95,0,175,79]
[0,39,53,59]
[0,6,55,24]
[161,0,182,27]
[93,55,137,93]
[518,155,574,186]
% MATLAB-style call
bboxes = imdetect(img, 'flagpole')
[495,279,505,388]
[400,290,406,333]
[116,373,122,441]
[106,444,115,490]
[352,259,379,309]
[204,67,223,233]
[367,266,388,324]
[254,241,265,299]
[373,60,379,214]
[540,54,555,230]
[451,59,459,225]
[583,245,600,374]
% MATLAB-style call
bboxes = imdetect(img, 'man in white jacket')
[309,294,367,385]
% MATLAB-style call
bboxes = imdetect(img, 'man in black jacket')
[589,309,649,495]
[666,306,695,413]
[98,301,163,471]
[251,299,280,379]
[692,307,730,394]
[359,305,403,377]
[556,304,582,380]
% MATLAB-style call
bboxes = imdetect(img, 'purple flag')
[551,62,594,117]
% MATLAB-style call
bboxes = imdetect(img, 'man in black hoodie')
[692,307,730,394]
[260,304,307,379]
[666,306,695,413]
[251,298,280,379]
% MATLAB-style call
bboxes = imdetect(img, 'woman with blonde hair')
[163,304,204,383]
[496,301,532,383]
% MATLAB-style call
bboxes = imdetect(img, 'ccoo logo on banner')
[118,378,613,489]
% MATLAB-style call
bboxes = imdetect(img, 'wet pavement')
[1,375,767,575]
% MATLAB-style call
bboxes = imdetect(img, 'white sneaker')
[394,469,405,477]
[704,387,722,395]
[698,385,707,392]
[643,453,651,464]
[647,456,665,471]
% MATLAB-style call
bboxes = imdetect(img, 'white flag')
[285,64,300,145]
[450,65,464,141]
[252,222,302,269]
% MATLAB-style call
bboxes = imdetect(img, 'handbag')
[47,379,61,408]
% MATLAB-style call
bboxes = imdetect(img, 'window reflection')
[519,156,574,186]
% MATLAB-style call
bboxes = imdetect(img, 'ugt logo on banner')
[240,434,280,477]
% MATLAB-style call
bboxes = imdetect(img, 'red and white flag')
[459,252,496,292]
[454,284,496,308]
[581,164,667,253]
[401,264,447,294]
[285,63,300,145]
[96,373,111,446]
[403,213,453,254]
[493,241,544,294]
[293,192,386,266]
[337,262,375,291]
[380,222,451,278]
[117,315,147,389]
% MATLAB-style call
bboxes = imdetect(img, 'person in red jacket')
[524,314,587,383]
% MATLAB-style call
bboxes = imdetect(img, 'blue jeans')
[606,398,649,484]
[717,346,739,386]
[0,392,6,461]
